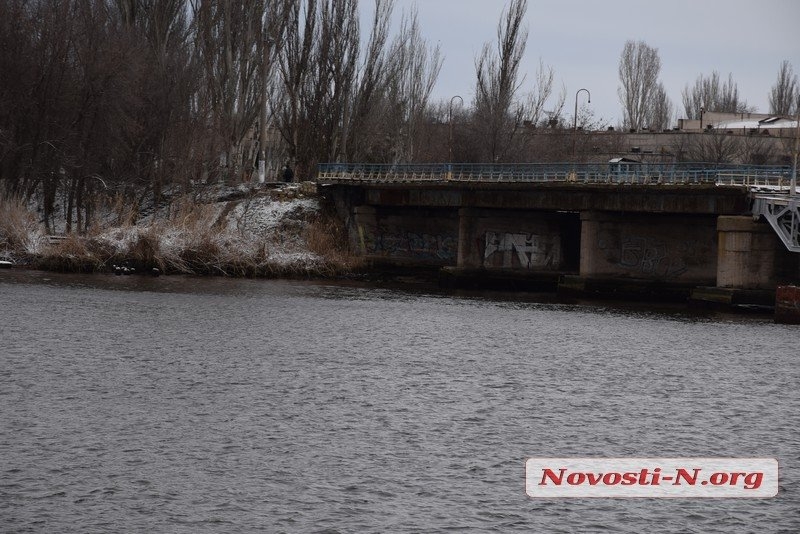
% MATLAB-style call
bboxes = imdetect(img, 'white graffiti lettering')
[484,232,561,269]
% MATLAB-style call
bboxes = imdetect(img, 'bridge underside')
[325,182,800,300]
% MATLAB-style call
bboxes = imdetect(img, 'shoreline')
[1,183,358,279]
[0,262,780,322]
[1,185,793,321]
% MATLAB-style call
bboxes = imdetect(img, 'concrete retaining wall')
[579,211,717,283]
[717,216,800,289]
[354,206,458,265]
[457,209,580,271]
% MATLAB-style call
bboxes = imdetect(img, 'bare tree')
[681,132,742,163]
[275,0,360,179]
[344,0,395,162]
[0,0,71,210]
[384,7,442,162]
[61,2,148,232]
[115,0,201,201]
[769,60,799,116]
[276,0,317,177]
[647,82,674,131]
[192,0,284,183]
[473,0,528,162]
[682,71,752,118]
[2,0,295,231]
[318,0,360,164]
[521,59,565,128]
[0,0,158,232]
[739,134,778,165]
[617,40,663,130]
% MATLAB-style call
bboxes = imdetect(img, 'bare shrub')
[6,185,355,278]
[127,229,162,269]
[0,197,41,256]
[304,213,362,273]
[170,196,218,231]
[180,233,223,274]
[38,234,102,272]
[111,193,139,227]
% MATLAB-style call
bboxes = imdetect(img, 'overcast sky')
[361,0,800,126]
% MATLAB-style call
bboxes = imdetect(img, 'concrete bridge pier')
[351,205,459,267]
[687,215,800,310]
[443,208,580,290]
[352,205,377,257]
[561,211,720,300]
[456,208,578,270]
[716,216,795,289]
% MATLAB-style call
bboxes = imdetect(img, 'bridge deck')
[319,163,799,251]
[317,163,794,190]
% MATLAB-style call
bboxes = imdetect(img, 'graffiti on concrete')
[483,232,561,269]
[602,235,697,278]
[359,224,457,260]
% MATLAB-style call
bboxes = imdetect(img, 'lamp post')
[572,88,591,157]
[449,95,463,163]
[792,102,799,197]
[259,36,274,184]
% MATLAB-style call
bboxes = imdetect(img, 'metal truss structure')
[753,195,800,252]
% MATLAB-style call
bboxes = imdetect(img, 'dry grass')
[0,197,40,257]
[38,234,104,272]
[126,228,163,270]
[109,192,139,227]
[169,196,218,229]
[6,189,360,278]
[304,213,363,275]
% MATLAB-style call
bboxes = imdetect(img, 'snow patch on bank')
[226,195,319,236]
[2,185,331,271]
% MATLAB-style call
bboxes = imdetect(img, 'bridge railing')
[317,162,794,188]
[715,171,793,188]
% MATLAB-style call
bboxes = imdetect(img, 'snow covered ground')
[1,183,347,275]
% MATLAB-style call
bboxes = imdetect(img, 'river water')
[1,270,798,533]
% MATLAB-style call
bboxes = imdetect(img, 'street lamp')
[449,95,463,163]
[259,36,274,184]
[791,100,799,197]
[572,88,591,157]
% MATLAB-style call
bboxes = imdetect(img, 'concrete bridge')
[318,163,800,304]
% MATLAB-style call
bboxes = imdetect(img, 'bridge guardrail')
[317,163,794,189]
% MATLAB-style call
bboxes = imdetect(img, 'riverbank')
[2,184,796,321]
[0,183,360,278]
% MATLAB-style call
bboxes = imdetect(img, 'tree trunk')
[65,177,75,234]
[76,176,84,234]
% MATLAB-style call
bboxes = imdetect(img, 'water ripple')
[1,271,798,532]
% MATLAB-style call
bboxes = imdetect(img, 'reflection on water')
[1,270,798,533]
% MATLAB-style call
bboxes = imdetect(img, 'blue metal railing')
[316,162,794,189]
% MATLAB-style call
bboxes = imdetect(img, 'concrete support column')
[579,211,603,277]
[457,208,480,268]
[717,216,785,289]
[579,210,717,283]
[353,206,377,256]
[457,208,570,270]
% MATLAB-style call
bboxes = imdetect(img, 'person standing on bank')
[282,163,294,183]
